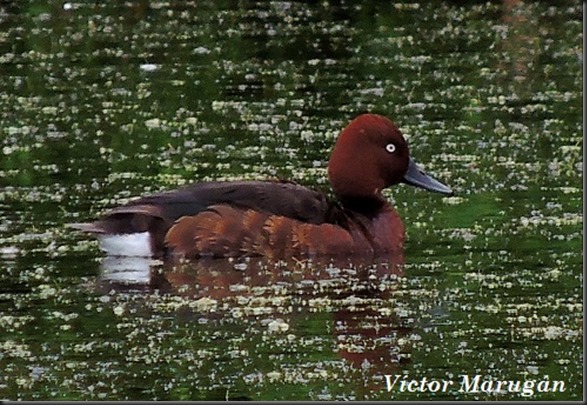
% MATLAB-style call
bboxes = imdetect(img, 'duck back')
[74,180,336,257]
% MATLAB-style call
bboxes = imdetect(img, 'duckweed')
[0,0,582,401]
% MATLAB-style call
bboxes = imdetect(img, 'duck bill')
[402,158,453,195]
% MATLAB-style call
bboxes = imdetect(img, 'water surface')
[0,0,582,400]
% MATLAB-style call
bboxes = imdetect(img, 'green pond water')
[0,0,583,401]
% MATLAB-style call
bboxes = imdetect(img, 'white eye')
[385,143,396,153]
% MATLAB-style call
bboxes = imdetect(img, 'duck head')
[327,114,453,206]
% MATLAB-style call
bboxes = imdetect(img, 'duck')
[72,113,453,259]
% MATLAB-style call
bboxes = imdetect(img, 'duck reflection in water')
[96,254,412,393]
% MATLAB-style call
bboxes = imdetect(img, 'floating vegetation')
[0,0,582,401]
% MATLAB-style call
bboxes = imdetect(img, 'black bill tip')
[402,158,453,195]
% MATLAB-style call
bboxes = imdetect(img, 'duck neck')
[337,194,387,215]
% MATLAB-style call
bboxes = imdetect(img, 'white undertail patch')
[98,232,153,257]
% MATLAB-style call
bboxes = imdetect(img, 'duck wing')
[71,180,334,236]
[124,180,333,225]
